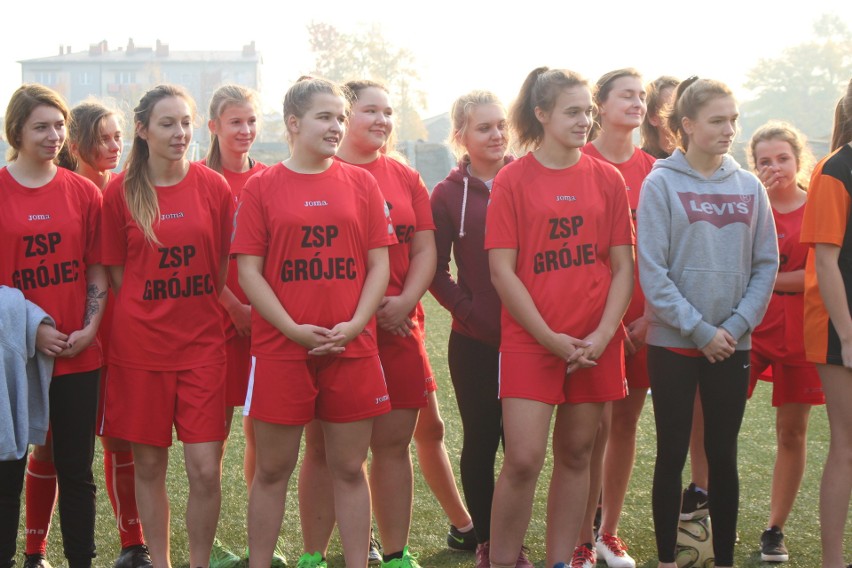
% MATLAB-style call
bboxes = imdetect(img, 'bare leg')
[298,421,335,556]
[768,403,811,529]
[370,408,419,555]
[489,399,553,567]
[547,402,605,567]
[817,365,852,568]
[247,421,303,568]
[600,390,646,535]
[689,393,708,489]
[576,403,610,546]
[243,416,256,493]
[323,419,374,568]
[184,441,223,568]
[132,444,171,568]
[412,391,472,529]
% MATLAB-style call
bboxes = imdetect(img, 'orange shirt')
[801,145,852,364]
[101,164,233,370]
[485,152,635,354]
[0,167,103,376]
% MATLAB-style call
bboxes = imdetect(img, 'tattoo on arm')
[84,284,108,327]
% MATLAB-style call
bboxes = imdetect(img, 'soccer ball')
[676,515,715,568]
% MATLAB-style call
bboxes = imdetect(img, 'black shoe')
[680,483,709,521]
[760,526,789,562]
[113,545,153,568]
[447,525,477,552]
[22,555,51,568]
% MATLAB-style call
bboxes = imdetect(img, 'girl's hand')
[375,296,414,336]
[36,324,68,357]
[228,303,252,337]
[839,337,852,369]
[289,324,341,355]
[58,327,96,358]
[758,165,783,192]
[309,321,361,355]
[700,328,736,363]
[626,316,648,352]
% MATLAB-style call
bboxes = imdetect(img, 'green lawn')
[22,293,849,567]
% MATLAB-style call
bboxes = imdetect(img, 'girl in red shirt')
[232,77,392,568]
[580,68,656,568]
[201,84,273,566]
[486,67,634,568]
[747,121,823,563]
[100,85,233,568]
[0,84,107,568]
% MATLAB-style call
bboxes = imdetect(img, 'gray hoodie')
[637,150,778,350]
[1,286,55,460]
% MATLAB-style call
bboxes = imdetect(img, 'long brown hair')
[124,84,196,245]
[58,100,121,171]
[640,76,679,158]
[830,79,852,151]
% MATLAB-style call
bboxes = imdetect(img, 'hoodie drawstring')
[459,175,469,238]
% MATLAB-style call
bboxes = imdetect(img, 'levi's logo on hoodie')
[676,192,753,228]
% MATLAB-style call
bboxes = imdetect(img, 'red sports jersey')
[338,154,435,296]
[583,144,655,324]
[485,152,635,354]
[200,159,267,340]
[230,160,395,360]
[101,163,233,371]
[0,166,103,376]
[752,203,810,363]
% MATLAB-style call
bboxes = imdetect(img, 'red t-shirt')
[338,155,435,297]
[752,203,810,364]
[0,167,103,376]
[230,160,396,360]
[199,159,268,340]
[101,163,233,370]
[583,143,655,325]
[485,152,635,354]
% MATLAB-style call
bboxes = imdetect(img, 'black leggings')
[647,346,749,567]
[49,369,100,568]
[0,454,26,568]
[448,331,502,544]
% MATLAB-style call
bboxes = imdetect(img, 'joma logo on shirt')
[556,195,576,202]
[305,200,328,207]
[161,212,185,220]
[677,192,753,228]
[28,214,51,221]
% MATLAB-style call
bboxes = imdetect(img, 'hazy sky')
[2,0,850,118]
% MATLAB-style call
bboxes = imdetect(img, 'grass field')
[20,293,850,567]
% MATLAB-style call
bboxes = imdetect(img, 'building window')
[117,71,136,84]
[78,72,91,85]
[36,72,57,85]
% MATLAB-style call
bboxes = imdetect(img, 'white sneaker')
[595,533,636,568]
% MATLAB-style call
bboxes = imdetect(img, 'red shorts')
[499,339,627,404]
[100,364,227,447]
[377,328,432,409]
[245,356,391,425]
[748,350,825,406]
[225,335,252,407]
[625,345,650,390]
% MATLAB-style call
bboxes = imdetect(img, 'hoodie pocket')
[679,268,745,326]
